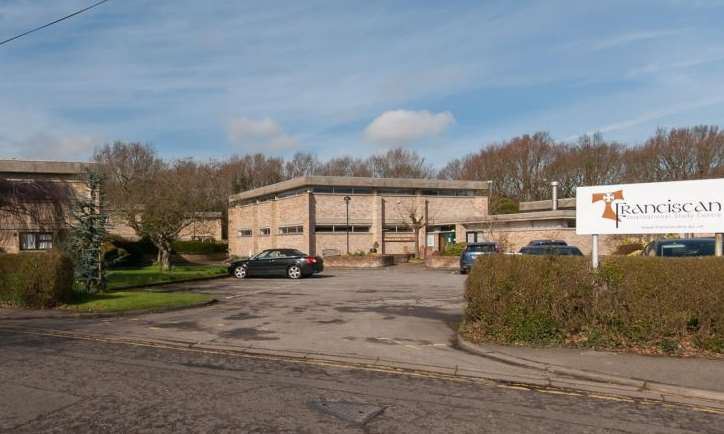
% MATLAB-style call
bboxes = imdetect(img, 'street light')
[344,195,351,255]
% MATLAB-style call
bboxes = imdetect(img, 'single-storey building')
[228,176,492,257]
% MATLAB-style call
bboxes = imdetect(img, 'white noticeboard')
[576,178,724,235]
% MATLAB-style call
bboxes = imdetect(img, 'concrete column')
[372,193,384,254]
[271,198,278,249]
[252,201,259,254]
[306,191,316,255]
[716,233,723,257]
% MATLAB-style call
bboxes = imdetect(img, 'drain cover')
[308,400,383,425]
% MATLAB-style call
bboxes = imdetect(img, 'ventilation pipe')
[551,181,559,211]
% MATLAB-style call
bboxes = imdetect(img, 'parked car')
[229,248,324,279]
[642,238,715,257]
[459,242,499,274]
[519,245,583,256]
[527,239,568,246]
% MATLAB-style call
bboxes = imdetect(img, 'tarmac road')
[2,329,722,433]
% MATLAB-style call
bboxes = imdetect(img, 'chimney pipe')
[551,181,559,211]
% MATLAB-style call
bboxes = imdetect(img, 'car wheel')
[233,265,247,279]
[287,264,302,279]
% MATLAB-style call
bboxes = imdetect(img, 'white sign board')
[576,178,724,235]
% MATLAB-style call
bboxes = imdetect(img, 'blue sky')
[2,0,724,165]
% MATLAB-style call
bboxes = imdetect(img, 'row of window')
[239,226,304,237]
[237,224,419,237]
[314,225,370,233]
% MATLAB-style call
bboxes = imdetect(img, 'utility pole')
[344,196,351,255]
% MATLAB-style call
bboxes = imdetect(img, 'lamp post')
[344,196,351,255]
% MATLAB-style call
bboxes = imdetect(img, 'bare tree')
[95,142,215,271]
[368,147,435,179]
[284,152,319,178]
[394,199,426,258]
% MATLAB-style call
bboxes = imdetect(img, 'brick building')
[1,159,224,255]
[0,160,91,254]
[228,176,491,257]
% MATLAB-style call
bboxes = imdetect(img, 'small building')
[228,176,491,257]
[0,160,91,254]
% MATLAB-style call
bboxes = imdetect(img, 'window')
[379,188,415,195]
[238,229,252,237]
[279,225,304,235]
[20,232,53,250]
[315,225,371,233]
[311,186,373,194]
[383,224,412,233]
[259,227,271,236]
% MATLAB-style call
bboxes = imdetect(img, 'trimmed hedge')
[0,251,74,308]
[172,240,228,255]
[463,255,724,353]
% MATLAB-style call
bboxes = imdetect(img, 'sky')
[2,0,724,165]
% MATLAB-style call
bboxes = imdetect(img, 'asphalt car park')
[8,264,528,376]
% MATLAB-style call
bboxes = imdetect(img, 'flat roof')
[458,209,576,225]
[229,176,491,203]
[519,197,576,212]
[0,159,93,175]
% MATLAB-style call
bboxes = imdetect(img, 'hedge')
[172,240,228,255]
[463,255,724,354]
[0,251,74,308]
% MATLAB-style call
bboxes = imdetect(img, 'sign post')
[591,234,599,269]
[576,178,724,266]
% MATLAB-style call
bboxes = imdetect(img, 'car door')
[246,250,272,276]
[267,250,289,276]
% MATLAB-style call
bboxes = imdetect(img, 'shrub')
[613,242,644,256]
[441,243,466,257]
[0,251,74,308]
[463,255,724,353]
[172,240,228,255]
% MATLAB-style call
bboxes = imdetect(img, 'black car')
[527,239,568,247]
[229,249,324,279]
[519,245,583,256]
[459,242,499,274]
[642,238,715,257]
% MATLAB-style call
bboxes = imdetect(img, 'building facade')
[0,160,91,254]
[228,176,491,257]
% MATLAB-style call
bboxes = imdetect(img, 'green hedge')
[0,251,74,308]
[463,255,724,353]
[172,240,228,255]
[441,243,466,257]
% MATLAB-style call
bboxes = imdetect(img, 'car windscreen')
[660,241,715,256]
[466,244,496,253]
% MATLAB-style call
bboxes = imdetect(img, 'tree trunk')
[151,237,173,272]
[413,227,421,258]
[158,248,171,272]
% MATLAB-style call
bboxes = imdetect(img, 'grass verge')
[107,264,227,289]
[61,291,213,313]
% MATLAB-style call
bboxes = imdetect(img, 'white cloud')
[227,117,298,150]
[364,110,455,146]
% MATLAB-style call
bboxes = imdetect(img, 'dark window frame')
[19,232,54,251]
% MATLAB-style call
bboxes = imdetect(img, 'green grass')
[106,264,227,289]
[61,290,213,313]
